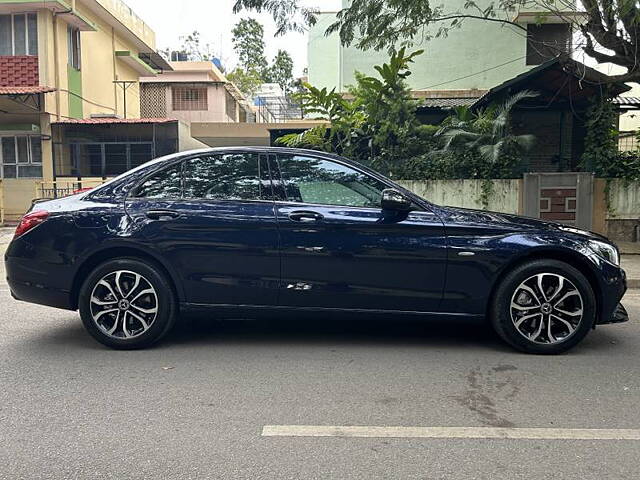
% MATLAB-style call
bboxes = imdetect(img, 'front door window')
[275,154,387,208]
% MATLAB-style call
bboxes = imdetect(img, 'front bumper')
[608,303,630,324]
[595,261,628,325]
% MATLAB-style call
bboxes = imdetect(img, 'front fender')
[440,230,615,316]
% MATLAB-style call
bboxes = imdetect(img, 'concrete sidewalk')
[0,227,638,288]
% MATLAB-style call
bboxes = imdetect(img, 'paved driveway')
[1,264,638,479]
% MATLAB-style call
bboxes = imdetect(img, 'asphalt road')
[1,271,639,478]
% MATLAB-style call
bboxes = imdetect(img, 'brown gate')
[523,173,594,230]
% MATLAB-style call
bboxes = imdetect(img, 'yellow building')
[0,0,182,222]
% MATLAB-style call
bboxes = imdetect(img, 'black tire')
[490,259,596,354]
[79,258,177,350]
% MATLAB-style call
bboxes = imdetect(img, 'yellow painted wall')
[1,179,40,221]
[35,1,148,122]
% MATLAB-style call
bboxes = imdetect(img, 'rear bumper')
[5,238,75,310]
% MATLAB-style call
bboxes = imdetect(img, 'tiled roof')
[0,56,39,87]
[0,86,56,95]
[52,117,177,125]
[422,97,483,108]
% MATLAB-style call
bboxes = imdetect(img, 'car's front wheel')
[490,259,596,354]
[79,258,177,349]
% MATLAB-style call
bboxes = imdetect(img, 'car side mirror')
[381,189,412,211]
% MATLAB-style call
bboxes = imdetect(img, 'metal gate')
[523,173,594,230]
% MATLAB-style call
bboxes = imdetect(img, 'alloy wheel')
[89,270,158,339]
[510,273,584,345]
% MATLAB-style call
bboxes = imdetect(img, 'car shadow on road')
[166,314,511,352]
[27,313,623,354]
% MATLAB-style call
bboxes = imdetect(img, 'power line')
[416,56,526,90]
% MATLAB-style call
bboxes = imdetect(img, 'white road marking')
[262,425,640,440]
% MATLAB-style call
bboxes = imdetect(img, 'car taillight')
[15,210,49,238]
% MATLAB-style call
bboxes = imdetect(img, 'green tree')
[232,18,268,74]
[235,0,640,84]
[264,49,295,94]
[160,30,217,62]
[226,68,264,98]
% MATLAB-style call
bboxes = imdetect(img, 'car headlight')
[588,240,620,266]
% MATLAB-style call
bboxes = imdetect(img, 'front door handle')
[288,210,324,223]
[145,209,180,221]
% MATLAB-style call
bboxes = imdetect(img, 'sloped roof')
[472,56,630,109]
[52,117,177,125]
[422,97,482,108]
[0,86,56,95]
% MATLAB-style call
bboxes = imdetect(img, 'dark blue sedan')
[5,147,628,353]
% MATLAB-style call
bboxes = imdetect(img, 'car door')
[125,151,280,307]
[270,153,448,313]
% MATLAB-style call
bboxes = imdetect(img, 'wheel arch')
[486,247,602,322]
[70,245,183,310]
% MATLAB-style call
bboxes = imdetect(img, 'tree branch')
[429,14,528,32]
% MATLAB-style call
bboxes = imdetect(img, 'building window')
[0,136,43,178]
[172,86,208,111]
[67,26,81,70]
[0,13,38,56]
[65,142,154,178]
[225,90,237,121]
[526,23,572,65]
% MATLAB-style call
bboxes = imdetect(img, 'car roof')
[175,146,346,161]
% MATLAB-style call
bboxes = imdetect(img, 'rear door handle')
[145,209,180,221]
[288,210,324,223]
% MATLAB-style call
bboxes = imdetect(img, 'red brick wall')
[0,56,39,87]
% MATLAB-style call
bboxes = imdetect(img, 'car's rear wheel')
[490,259,596,354]
[79,258,177,349]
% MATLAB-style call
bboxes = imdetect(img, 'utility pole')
[113,80,137,118]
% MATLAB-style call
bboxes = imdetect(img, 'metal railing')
[254,96,304,123]
[35,180,106,200]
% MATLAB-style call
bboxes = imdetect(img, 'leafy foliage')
[226,68,264,98]
[236,0,640,83]
[582,95,640,183]
[276,48,423,175]
[227,18,296,98]
[276,48,534,184]
[581,94,620,176]
[264,49,295,94]
[232,18,268,75]
[435,90,537,164]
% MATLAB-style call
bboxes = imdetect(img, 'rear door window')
[134,162,183,199]
[182,153,271,201]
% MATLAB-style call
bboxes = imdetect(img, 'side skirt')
[180,303,485,320]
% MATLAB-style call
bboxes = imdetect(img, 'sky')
[124,0,341,76]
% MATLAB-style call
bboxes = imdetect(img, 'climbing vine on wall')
[581,94,640,215]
